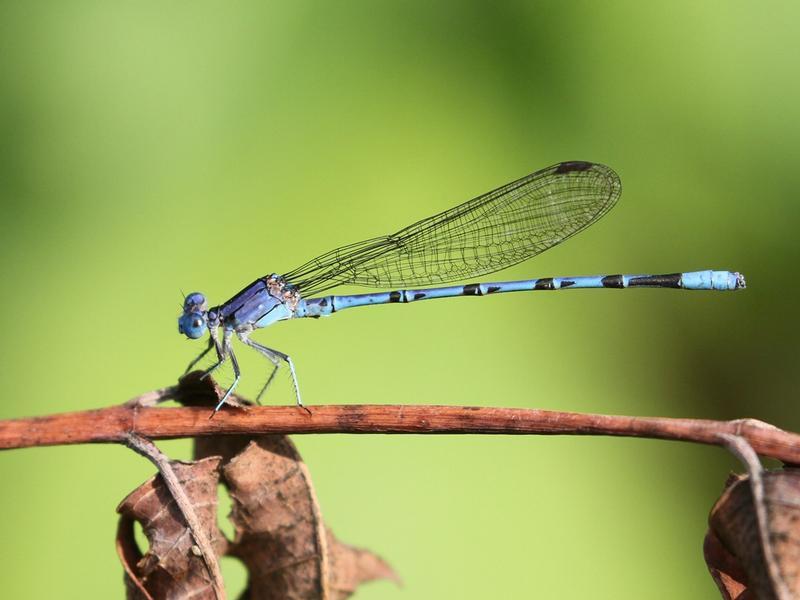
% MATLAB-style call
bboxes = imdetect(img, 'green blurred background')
[0,1,797,598]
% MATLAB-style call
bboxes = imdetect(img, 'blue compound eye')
[183,292,206,312]
[178,312,207,339]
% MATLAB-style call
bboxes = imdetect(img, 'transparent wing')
[282,161,621,296]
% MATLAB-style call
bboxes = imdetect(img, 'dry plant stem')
[1,403,799,462]
[718,433,793,600]
[123,385,178,408]
[124,433,226,600]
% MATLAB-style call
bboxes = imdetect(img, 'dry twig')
[0,383,797,464]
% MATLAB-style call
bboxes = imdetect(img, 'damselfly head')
[178,292,208,339]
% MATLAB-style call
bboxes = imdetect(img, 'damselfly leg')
[239,333,307,412]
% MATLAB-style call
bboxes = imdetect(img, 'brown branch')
[1,397,799,463]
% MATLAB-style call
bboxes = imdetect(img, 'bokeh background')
[0,2,798,598]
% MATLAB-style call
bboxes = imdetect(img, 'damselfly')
[177,161,745,413]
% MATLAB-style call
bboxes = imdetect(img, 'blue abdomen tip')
[716,271,745,290]
[682,270,746,290]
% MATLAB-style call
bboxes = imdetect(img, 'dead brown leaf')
[116,457,228,600]
[215,436,399,600]
[706,469,800,599]
[325,529,401,600]
[117,374,397,599]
